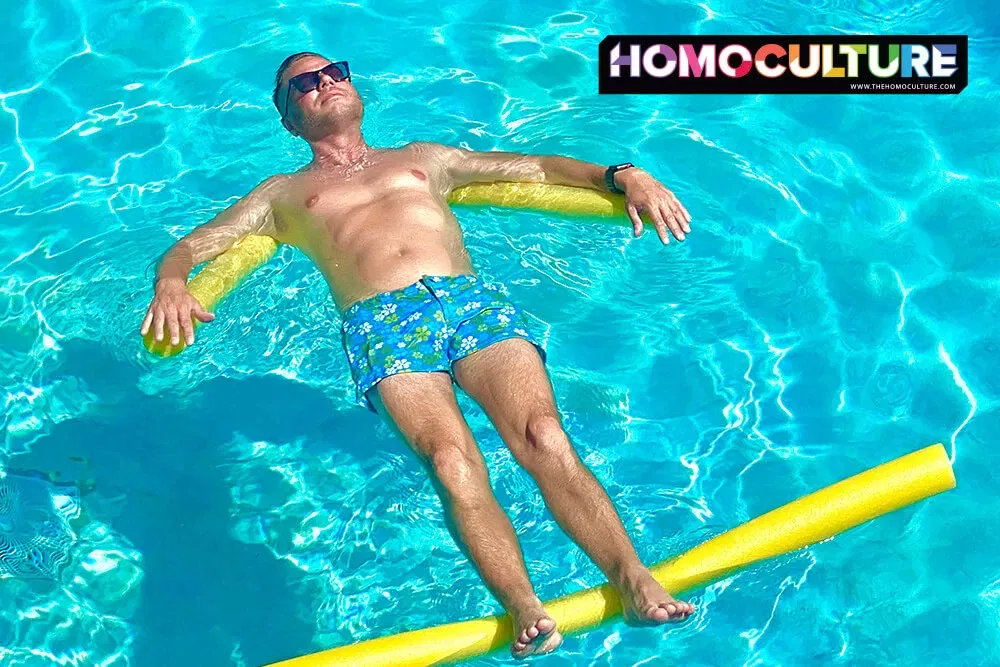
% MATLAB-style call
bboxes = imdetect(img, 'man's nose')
[317,72,340,89]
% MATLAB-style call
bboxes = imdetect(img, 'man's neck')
[309,130,371,172]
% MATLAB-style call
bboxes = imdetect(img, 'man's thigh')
[368,371,473,458]
[451,337,559,441]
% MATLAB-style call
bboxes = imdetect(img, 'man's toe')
[537,629,563,654]
[643,605,669,622]
[660,601,692,621]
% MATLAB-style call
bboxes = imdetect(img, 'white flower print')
[460,336,479,352]
[374,303,397,322]
[388,358,411,373]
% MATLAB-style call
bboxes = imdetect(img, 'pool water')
[2,1,998,665]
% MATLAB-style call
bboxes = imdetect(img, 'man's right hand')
[140,278,215,346]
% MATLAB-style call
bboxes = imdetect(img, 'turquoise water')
[1,0,998,665]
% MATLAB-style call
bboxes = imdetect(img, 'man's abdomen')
[316,200,474,311]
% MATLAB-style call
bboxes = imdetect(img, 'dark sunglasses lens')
[291,72,320,93]
[324,62,350,81]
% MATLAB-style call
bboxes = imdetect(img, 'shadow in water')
[14,338,386,667]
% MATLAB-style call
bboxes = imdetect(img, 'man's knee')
[521,412,576,470]
[416,432,488,500]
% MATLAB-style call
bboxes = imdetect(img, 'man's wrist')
[605,162,636,194]
[155,276,187,293]
[613,169,630,192]
[612,165,642,193]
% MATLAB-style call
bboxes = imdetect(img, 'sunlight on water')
[1,1,998,665]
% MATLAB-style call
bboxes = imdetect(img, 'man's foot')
[614,566,695,626]
[510,602,562,659]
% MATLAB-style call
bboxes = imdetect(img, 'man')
[141,52,694,659]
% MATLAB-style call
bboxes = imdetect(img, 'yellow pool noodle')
[448,181,627,217]
[266,442,955,667]
[142,234,279,357]
[142,183,628,357]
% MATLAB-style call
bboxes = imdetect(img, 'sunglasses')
[282,61,351,118]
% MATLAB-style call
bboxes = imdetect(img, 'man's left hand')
[617,168,691,244]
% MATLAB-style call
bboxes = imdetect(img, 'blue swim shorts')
[340,274,547,412]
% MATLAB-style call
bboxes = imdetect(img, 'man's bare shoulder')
[404,140,444,152]
[403,141,469,168]
[251,173,300,202]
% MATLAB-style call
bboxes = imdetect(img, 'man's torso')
[265,143,473,311]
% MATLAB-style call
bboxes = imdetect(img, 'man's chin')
[304,111,361,137]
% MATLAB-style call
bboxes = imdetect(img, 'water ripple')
[0,1,996,665]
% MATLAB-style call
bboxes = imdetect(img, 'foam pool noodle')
[265,443,955,667]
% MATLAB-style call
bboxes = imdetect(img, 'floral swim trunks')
[340,274,547,412]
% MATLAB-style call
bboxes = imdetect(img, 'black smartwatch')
[605,162,635,194]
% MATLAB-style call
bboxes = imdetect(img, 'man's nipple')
[306,194,319,208]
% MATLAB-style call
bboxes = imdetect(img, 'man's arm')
[154,176,283,286]
[420,143,691,244]
[141,175,284,346]
[418,142,606,190]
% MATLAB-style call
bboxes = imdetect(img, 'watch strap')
[605,162,634,194]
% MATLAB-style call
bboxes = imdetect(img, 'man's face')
[280,55,363,138]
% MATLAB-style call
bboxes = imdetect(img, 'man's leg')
[452,338,694,625]
[369,371,563,658]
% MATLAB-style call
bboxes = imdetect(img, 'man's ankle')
[608,559,648,587]
[501,588,543,615]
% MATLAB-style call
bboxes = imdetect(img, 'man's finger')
[141,307,154,335]
[648,206,670,244]
[194,306,215,323]
[180,309,195,346]
[665,191,691,233]
[674,194,692,231]
[626,203,643,237]
[661,203,685,241]
[166,310,181,346]
[153,309,166,342]
[664,188,691,234]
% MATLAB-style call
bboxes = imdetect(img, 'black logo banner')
[598,35,968,94]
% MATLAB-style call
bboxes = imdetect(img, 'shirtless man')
[141,52,694,659]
